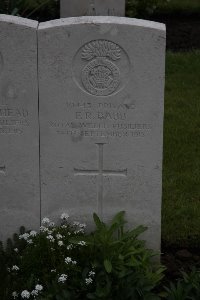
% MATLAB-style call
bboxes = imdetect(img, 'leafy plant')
[165,269,200,300]
[0,211,165,299]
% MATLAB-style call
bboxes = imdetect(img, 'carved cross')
[74,143,127,217]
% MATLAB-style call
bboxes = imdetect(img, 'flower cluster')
[73,221,87,234]
[8,212,93,299]
[13,284,43,299]
[65,256,77,265]
[58,274,68,283]
[2,211,163,300]
[19,230,38,245]
[85,270,95,285]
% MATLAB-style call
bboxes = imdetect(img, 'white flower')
[75,229,84,234]
[29,230,37,237]
[85,277,93,285]
[78,241,86,246]
[56,234,63,239]
[61,213,69,220]
[64,256,77,265]
[89,271,95,277]
[61,224,67,229]
[14,248,18,253]
[19,233,29,240]
[46,235,55,242]
[12,265,19,271]
[7,267,10,272]
[40,226,48,232]
[35,284,43,291]
[51,269,56,272]
[12,291,18,299]
[67,244,73,250]
[65,257,72,264]
[27,239,33,244]
[58,274,68,283]
[21,290,30,298]
[58,240,64,246]
[73,221,80,226]
[31,290,38,296]
[41,217,50,225]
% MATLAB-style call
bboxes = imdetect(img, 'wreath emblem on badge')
[81,40,121,96]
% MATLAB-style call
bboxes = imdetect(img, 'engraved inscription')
[49,100,152,139]
[0,107,30,135]
[74,143,127,217]
[73,40,130,96]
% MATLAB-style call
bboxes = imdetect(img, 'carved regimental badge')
[73,39,130,97]
[81,40,120,96]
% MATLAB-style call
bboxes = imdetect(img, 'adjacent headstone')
[60,0,125,18]
[0,15,40,241]
[38,16,166,251]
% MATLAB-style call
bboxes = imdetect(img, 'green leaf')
[111,211,126,226]
[104,259,112,273]
[125,225,147,239]
[93,213,105,230]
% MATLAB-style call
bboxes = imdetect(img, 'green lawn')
[157,0,200,14]
[162,51,200,248]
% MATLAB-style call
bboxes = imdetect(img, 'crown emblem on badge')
[90,66,112,89]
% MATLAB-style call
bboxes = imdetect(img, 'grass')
[162,51,200,248]
[157,0,200,15]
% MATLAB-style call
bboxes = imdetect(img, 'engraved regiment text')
[49,101,152,139]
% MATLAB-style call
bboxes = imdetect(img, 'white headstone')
[60,0,125,18]
[0,15,40,241]
[38,16,166,251]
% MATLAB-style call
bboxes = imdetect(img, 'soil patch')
[161,247,200,281]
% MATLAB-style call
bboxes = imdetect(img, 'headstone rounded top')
[39,16,165,32]
[0,14,38,28]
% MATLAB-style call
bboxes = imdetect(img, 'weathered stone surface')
[0,15,40,241]
[60,0,125,18]
[38,16,166,251]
